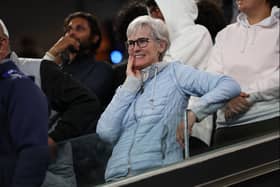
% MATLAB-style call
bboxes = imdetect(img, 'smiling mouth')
[134,54,145,58]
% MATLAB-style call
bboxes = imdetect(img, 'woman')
[207,0,279,146]
[96,15,240,181]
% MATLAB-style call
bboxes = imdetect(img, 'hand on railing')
[176,110,197,148]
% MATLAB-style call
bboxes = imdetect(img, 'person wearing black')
[40,59,102,187]
[195,0,227,43]
[0,19,49,187]
[45,11,115,111]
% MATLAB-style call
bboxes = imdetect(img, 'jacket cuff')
[122,76,142,93]
[43,52,56,61]
[246,94,258,104]
[191,102,224,122]
[192,107,209,122]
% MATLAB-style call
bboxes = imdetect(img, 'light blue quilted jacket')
[97,61,240,181]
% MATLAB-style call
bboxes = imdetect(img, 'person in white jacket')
[207,0,279,146]
[145,0,214,149]
[145,0,212,70]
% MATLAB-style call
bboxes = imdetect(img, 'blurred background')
[0,0,131,64]
[0,0,235,64]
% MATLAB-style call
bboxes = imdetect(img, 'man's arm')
[9,78,49,187]
[40,60,101,142]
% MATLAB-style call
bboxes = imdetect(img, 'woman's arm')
[97,55,142,144]
[173,63,241,121]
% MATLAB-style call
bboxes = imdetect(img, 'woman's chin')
[133,62,145,70]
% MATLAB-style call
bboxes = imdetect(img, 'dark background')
[0,0,236,63]
[0,0,129,62]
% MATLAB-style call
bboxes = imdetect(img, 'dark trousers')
[213,117,280,147]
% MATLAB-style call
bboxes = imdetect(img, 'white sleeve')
[206,31,225,74]
[246,70,280,103]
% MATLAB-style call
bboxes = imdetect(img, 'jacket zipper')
[127,95,141,175]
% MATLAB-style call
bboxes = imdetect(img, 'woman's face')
[127,26,165,70]
[236,0,267,13]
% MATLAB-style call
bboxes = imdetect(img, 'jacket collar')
[0,59,19,74]
[141,61,170,82]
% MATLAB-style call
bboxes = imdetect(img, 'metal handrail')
[100,131,279,187]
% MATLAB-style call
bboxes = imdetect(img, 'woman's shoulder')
[168,61,196,70]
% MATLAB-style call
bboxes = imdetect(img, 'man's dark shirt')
[63,54,116,111]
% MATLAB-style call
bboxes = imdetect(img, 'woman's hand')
[176,111,197,148]
[126,55,141,79]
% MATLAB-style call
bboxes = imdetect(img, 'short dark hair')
[114,0,148,42]
[144,0,158,8]
[64,11,102,53]
[195,0,226,42]
[267,0,280,7]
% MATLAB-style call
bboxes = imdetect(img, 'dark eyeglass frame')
[126,37,150,50]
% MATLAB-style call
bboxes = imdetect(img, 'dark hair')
[195,0,227,42]
[144,0,158,8]
[267,0,280,7]
[64,11,102,53]
[114,0,148,42]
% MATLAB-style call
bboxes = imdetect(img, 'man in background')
[46,11,116,111]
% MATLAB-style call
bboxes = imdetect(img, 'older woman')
[96,15,240,181]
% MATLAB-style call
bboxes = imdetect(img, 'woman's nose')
[133,42,141,51]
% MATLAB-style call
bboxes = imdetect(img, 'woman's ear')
[158,40,167,53]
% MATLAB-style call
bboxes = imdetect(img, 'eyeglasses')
[126,37,150,50]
